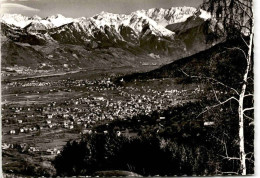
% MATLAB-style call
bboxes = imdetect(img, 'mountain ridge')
[1,7,202,29]
[1,7,212,47]
[1,6,224,70]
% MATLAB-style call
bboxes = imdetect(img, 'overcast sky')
[0,0,203,18]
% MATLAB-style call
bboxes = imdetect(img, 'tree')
[181,0,253,175]
[200,0,254,175]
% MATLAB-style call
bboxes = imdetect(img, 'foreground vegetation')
[53,100,254,176]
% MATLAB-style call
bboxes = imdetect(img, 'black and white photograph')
[0,0,255,177]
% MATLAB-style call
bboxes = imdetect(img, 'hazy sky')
[0,0,203,18]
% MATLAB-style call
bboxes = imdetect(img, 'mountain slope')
[1,35,152,70]
[165,9,222,55]
[119,38,248,88]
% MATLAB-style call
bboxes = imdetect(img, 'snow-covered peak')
[1,14,31,28]
[47,14,65,19]
[124,10,174,36]
[1,13,75,29]
[30,15,42,21]
[45,14,74,27]
[91,11,126,30]
[141,6,197,26]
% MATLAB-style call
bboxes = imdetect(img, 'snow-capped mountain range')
[2,6,205,30]
[1,7,206,29]
[1,6,223,70]
[1,7,211,45]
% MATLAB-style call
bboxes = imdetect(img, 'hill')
[119,38,249,89]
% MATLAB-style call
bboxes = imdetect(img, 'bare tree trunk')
[238,90,246,175]
[238,32,253,175]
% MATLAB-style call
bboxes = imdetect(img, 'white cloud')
[1,3,40,12]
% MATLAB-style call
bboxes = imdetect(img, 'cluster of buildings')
[2,77,208,156]
[5,80,205,135]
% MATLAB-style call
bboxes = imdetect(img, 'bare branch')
[246,152,254,156]
[225,47,248,62]
[211,135,227,145]
[243,113,253,121]
[246,152,255,163]
[217,141,241,162]
[244,93,253,97]
[211,84,221,103]
[221,172,239,175]
[219,155,240,161]
[247,77,254,82]
[196,97,239,118]
[243,107,254,113]
[241,34,250,47]
[180,69,239,95]
[236,0,252,9]
[235,0,253,20]
[224,141,228,157]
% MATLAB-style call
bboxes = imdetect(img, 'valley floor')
[1,66,206,176]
